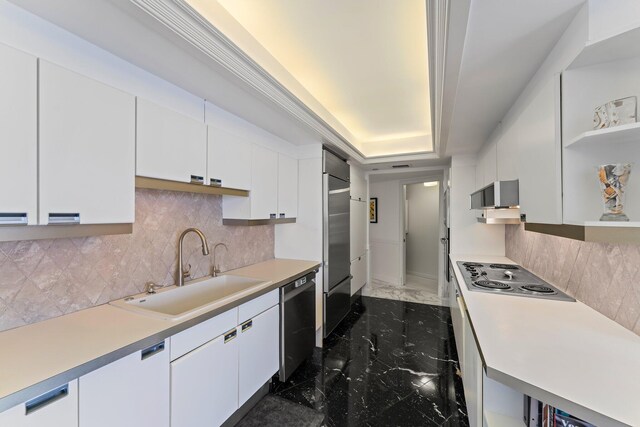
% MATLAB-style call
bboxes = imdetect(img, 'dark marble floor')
[272,296,469,427]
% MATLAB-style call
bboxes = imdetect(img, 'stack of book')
[524,396,596,427]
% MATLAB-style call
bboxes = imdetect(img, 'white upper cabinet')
[350,165,366,202]
[250,145,279,219]
[207,126,251,189]
[136,98,206,184]
[0,43,37,226]
[517,74,562,224]
[278,153,298,218]
[39,61,135,225]
[481,139,497,187]
[223,144,297,220]
[79,343,169,427]
[496,125,518,182]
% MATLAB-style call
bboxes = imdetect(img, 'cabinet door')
[350,252,367,295]
[250,145,278,219]
[238,305,279,406]
[39,61,135,224]
[277,153,298,218]
[136,98,206,184]
[0,43,37,225]
[350,200,367,260]
[350,165,366,201]
[462,303,483,427]
[79,342,169,427]
[517,74,562,224]
[171,329,239,427]
[0,380,78,427]
[207,126,251,189]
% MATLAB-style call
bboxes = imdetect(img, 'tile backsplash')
[506,224,640,336]
[0,189,274,332]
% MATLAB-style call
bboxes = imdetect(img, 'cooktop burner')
[456,261,574,301]
[489,263,519,270]
[473,280,511,290]
[521,284,555,294]
[463,262,484,268]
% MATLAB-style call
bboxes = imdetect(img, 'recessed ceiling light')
[423,182,438,187]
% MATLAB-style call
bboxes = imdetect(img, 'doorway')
[401,181,441,296]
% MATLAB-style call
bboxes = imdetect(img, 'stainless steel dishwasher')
[279,271,317,381]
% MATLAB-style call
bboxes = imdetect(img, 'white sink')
[109,275,272,321]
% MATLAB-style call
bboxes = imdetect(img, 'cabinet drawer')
[171,308,238,360]
[0,380,78,426]
[238,289,279,324]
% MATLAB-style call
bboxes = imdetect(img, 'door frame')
[398,176,443,290]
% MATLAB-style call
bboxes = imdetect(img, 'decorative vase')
[598,163,632,221]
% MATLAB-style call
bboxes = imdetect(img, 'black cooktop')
[456,261,575,301]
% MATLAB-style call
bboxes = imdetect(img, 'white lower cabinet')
[238,305,279,406]
[79,341,169,427]
[171,328,240,427]
[462,306,483,427]
[0,380,78,426]
[350,252,367,295]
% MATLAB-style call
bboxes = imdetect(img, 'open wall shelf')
[568,26,640,70]
[565,122,640,148]
[525,222,640,243]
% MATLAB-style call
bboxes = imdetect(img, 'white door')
[79,342,169,427]
[250,145,278,219]
[171,329,239,427]
[0,43,37,225]
[136,98,207,184]
[238,305,279,406]
[277,153,298,218]
[39,61,135,225]
[207,126,251,189]
[0,380,78,427]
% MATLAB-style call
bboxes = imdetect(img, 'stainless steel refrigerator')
[322,149,351,338]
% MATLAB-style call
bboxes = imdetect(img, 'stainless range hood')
[471,180,521,224]
[470,180,519,209]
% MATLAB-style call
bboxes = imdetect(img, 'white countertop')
[0,258,320,412]
[451,254,640,427]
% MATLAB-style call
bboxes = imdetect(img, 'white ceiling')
[443,0,584,155]
[187,0,432,157]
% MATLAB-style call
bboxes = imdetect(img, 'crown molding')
[129,0,367,161]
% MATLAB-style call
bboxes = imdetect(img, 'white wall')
[588,0,640,42]
[369,179,402,284]
[405,183,439,279]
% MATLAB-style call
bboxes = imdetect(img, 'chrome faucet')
[177,228,210,287]
[212,243,228,277]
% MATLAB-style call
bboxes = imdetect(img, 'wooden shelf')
[568,26,640,70]
[565,122,640,148]
[135,176,249,197]
[525,222,640,243]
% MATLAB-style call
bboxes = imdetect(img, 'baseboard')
[371,274,400,285]
[221,380,270,426]
[407,271,438,280]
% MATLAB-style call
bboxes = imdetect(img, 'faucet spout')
[177,228,210,287]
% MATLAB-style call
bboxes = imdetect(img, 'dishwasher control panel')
[295,277,307,288]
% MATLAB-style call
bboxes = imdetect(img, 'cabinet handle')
[269,213,276,219]
[141,341,165,360]
[0,213,28,226]
[209,178,222,187]
[190,175,204,185]
[241,319,253,333]
[224,328,237,343]
[48,213,80,225]
[25,384,69,415]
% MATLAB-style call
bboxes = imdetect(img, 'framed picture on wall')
[369,197,378,223]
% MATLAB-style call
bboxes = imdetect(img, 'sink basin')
[109,275,272,320]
